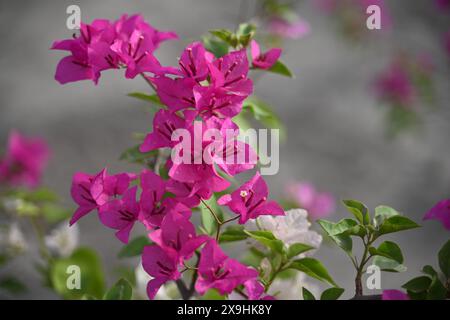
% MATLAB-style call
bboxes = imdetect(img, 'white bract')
[249,208,322,255]
[0,223,28,255]
[45,222,79,257]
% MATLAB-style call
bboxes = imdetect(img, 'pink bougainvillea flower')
[218,172,284,224]
[168,160,230,197]
[152,76,196,112]
[382,290,409,300]
[70,169,134,225]
[111,37,162,79]
[142,245,180,299]
[424,199,450,230]
[193,86,246,119]
[195,240,258,295]
[98,186,139,243]
[103,172,136,196]
[52,14,177,84]
[177,42,213,82]
[51,20,118,84]
[149,211,208,262]
[113,14,178,51]
[166,157,231,206]
[243,279,275,300]
[375,61,414,107]
[250,40,282,70]
[138,170,190,229]
[267,17,311,39]
[0,131,50,189]
[140,109,193,153]
[203,117,257,176]
[210,49,253,97]
[111,14,178,79]
[286,182,335,220]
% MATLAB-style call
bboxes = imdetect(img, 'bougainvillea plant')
[23,12,445,301]
[49,13,342,300]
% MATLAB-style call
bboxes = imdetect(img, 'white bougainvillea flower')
[45,222,79,257]
[248,208,322,253]
[0,223,28,255]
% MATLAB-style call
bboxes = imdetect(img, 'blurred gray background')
[0,0,449,299]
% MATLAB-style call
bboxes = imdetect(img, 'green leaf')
[103,279,132,300]
[289,258,337,287]
[119,145,157,165]
[50,247,105,299]
[372,256,407,272]
[422,265,438,278]
[219,225,249,243]
[302,287,316,300]
[427,275,447,300]
[209,29,237,47]
[320,287,345,300]
[41,203,71,224]
[377,215,420,236]
[287,243,315,259]
[438,239,450,278]
[268,60,294,78]
[199,195,223,236]
[374,205,400,227]
[127,92,163,106]
[16,201,40,217]
[402,276,432,293]
[236,23,256,47]
[342,200,369,225]
[0,276,27,294]
[201,289,227,300]
[369,241,403,264]
[202,37,229,58]
[118,236,152,258]
[244,230,284,254]
[25,188,59,203]
[317,219,353,254]
[243,97,285,133]
[82,294,97,300]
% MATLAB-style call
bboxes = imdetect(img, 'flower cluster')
[56,14,289,299]
[51,14,177,84]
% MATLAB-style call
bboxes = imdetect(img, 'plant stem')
[354,235,373,297]
[175,279,191,300]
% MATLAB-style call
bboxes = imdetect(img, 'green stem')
[354,235,374,297]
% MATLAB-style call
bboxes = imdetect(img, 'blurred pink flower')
[286,182,335,220]
[0,130,50,188]
[374,61,415,107]
[444,30,450,58]
[382,290,409,300]
[267,17,311,39]
[435,0,450,11]
[424,199,450,230]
